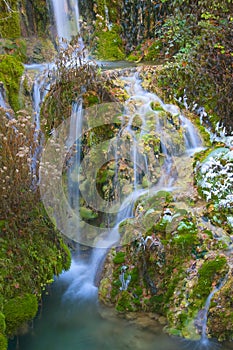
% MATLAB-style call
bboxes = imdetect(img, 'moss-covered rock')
[93,26,125,61]
[4,294,38,336]
[191,256,227,301]
[116,290,135,312]
[208,276,233,341]
[80,207,98,220]
[0,54,24,111]
[99,184,232,340]
[0,1,21,39]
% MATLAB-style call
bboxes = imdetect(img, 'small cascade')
[200,273,229,346]
[28,64,53,130]
[104,1,112,30]
[67,100,83,223]
[179,113,203,153]
[50,0,82,43]
[0,88,6,109]
[24,64,53,181]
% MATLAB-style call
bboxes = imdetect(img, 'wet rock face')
[99,189,232,340]
[120,0,167,53]
[79,1,168,55]
[20,0,52,37]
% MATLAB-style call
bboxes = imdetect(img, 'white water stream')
[200,273,229,348]
[50,0,81,42]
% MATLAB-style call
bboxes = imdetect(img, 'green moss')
[149,294,164,313]
[4,294,38,336]
[191,256,228,306]
[83,92,99,106]
[94,0,118,23]
[0,54,24,111]
[0,333,7,350]
[130,267,139,283]
[164,273,183,307]
[111,279,122,299]
[116,290,134,312]
[0,313,5,335]
[152,191,173,203]
[151,101,164,111]
[171,219,198,255]
[169,328,182,337]
[0,39,27,62]
[93,26,125,61]
[113,252,125,264]
[0,1,21,39]
[59,241,72,272]
[127,53,140,61]
[143,41,163,61]
[80,207,98,220]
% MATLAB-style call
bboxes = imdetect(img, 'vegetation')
[40,40,116,136]
[4,294,38,335]
[0,0,232,344]
[0,109,71,344]
[0,0,21,38]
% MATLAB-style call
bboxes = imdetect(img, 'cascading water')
[104,1,112,30]
[23,0,83,184]
[199,273,229,348]
[23,63,53,181]
[61,70,204,309]
[50,0,81,42]
[67,100,83,212]
[30,64,53,130]
[0,89,6,109]
[12,65,233,350]
[179,114,203,154]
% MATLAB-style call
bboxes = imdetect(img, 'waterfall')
[50,0,81,42]
[60,70,204,307]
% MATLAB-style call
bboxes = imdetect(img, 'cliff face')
[19,0,52,37]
